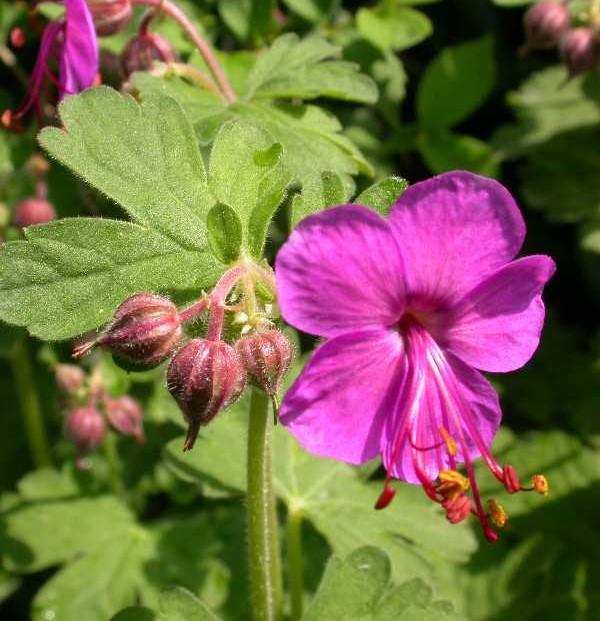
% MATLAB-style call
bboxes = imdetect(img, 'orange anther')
[439,426,457,456]
[531,474,548,495]
[488,499,508,528]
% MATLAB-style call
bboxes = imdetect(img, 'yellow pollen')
[488,499,508,528]
[436,469,470,499]
[439,427,457,456]
[531,474,549,495]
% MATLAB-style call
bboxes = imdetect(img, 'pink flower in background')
[2,0,99,129]
[276,171,554,541]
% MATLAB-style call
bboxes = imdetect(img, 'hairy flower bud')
[55,364,86,394]
[66,406,106,454]
[121,32,176,76]
[235,330,294,396]
[74,293,182,368]
[87,0,133,37]
[13,198,56,228]
[105,395,145,442]
[167,339,247,451]
[560,27,600,76]
[524,1,570,49]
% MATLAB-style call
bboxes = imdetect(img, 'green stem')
[103,433,124,499]
[247,388,283,621]
[287,508,305,621]
[10,338,52,468]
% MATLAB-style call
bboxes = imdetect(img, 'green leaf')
[356,5,432,52]
[1,494,135,572]
[0,87,224,340]
[281,0,336,22]
[110,608,157,621]
[493,66,600,158]
[164,391,476,603]
[208,120,290,257]
[206,203,243,263]
[0,218,221,340]
[158,587,222,621]
[417,36,496,130]
[356,177,408,216]
[304,547,459,620]
[246,34,378,104]
[218,0,275,42]
[133,72,373,222]
[418,130,500,177]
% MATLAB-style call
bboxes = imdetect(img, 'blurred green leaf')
[304,546,458,620]
[356,5,432,52]
[110,608,157,621]
[218,0,275,42]
[246,34,378,104]
[281,0,336,22]
[158,587,222,621]
[418,130,500,176]
[417,36,496,130]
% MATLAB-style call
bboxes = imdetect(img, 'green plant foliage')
[304,547,459,620]
[281,0,336,22]
[355,176,408,216]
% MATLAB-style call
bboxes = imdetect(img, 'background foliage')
[1,0,599,620]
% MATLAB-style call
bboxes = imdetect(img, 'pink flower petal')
[382,348,502,484]
[389,171,525,307]
[280,328,405,464]
[445,255,556,372]
[275,205,406,338]
[60,0,99,96]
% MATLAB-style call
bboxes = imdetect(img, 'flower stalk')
[286,507,305,621]
[131,0,236,102]
[247,388,283,621]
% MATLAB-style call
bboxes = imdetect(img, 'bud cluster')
[56,361,145,466]
[77,262,293,452]
[523,1,600,76]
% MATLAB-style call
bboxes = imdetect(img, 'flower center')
[376,315,547,542]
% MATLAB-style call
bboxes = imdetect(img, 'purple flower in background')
[2,0,99,129]
[276,171,554,541]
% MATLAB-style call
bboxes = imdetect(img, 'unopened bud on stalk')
[524,1,570,50]
[87,0,133,37]
[13,198,56,228]
[73,293,182,368]
[235,330,294,396]
[66,406,106,454]
[560,27,600,76]
[55,364,86,394]
[121,32,176,76]
[167,339,247,451]
[105,395,145,442]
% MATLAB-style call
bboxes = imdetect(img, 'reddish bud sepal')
[74,293,182,368]
[87,0,133,37]
[13,198,56,228]
[66,406,106,455]
[235,330,294,396]
[55,364,86,394]
[560,28,600,76]
[524,1,570,50]
[105,395,145,442]
[167,339,247,451]
[121,32,176,76]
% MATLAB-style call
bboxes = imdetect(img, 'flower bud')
[560,27,600,76]
[74,293,182,368]
[13,198,56,228]
[524,1,570,50]
[121,32,176,76]
[235,330,294,396]
[87,0,133,37]
[66,406,106,454]
[55,364,86,394]
[105,395,145,442]
[167,339,247,451]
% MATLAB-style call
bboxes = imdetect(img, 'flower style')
[275,171,555,541]
[2,0,99,129]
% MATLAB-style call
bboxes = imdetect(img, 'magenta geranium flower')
[276,171,555,541]
[2,0,99,129]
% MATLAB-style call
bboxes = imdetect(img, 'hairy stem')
[10,338,52,468]
[286,508,305,621]
[103,432,124,499]
[131,0,236,102]
[247,388,283,621]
